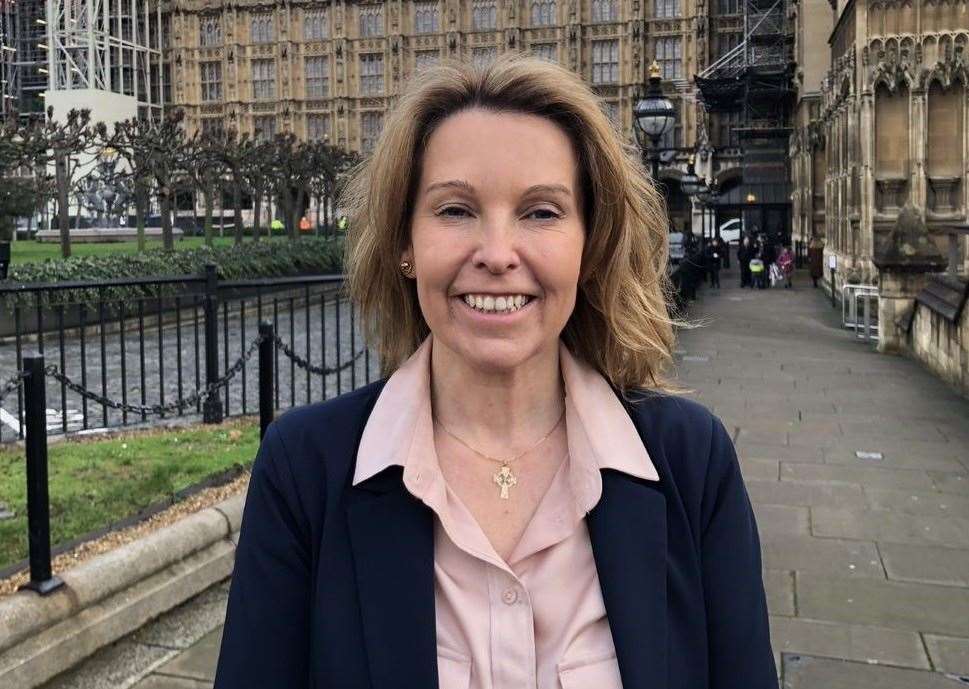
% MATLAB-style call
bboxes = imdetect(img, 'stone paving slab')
[781,654,966,688]
[820,443,967,472]
[151,629,222,683]
[863,487,969,517]
[924,635,969,676]
[929,471,969,495]
[796,574,969,637]
[764,570,795,616]
[738,457,781,481]
[780,463,938,491]
[879,543,969,586]
[811,507,969,549]
[735,443,826,464]
[770,617,930,669]
[760,537,884,579]
[745,479,864,508]
[752,503,811,537]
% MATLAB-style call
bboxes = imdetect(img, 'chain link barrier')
[270,334,368,376]
[44,334,266,418]
[34,333,369,419]
[0,371,28,407]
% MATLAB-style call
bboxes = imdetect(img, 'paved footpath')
[41,267,969,688]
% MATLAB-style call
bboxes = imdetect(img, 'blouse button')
[501,588,518,605]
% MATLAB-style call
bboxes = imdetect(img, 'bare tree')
[308,140,357,236]
[110,110,188,251]
[270,134,316,241]
[184,128,230,246]
[18,107,99,258]
[215,128,249,245]
[240,138,277,240]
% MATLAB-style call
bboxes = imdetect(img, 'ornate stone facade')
[790,0,969,290]
[159,0,713,161]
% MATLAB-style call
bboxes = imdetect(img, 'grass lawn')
[0,417,260,571]
[10,235,293,266]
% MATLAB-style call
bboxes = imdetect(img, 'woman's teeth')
[462,294,531,313]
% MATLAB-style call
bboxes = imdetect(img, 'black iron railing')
[11,317,369,595]
[0,264,379,442]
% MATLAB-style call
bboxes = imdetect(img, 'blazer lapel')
[346,467,438,689]
[588,470,668,689]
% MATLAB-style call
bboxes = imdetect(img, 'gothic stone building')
[791,0,969,288]
[159,0,757,233]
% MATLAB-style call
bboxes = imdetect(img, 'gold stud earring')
[399,260,414,277]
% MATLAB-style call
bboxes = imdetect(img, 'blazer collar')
[346,388,668,689]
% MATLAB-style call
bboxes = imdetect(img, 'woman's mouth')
[455,293,536,320]
[461,293,532,314]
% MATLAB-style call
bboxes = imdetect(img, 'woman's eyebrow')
[423,180,572,198]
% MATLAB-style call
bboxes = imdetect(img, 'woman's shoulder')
[621,389,720,435]
[265,380,388,475]
[620,389,737,485]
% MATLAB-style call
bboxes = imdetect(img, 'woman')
[777,245,795,289]
[214,54,775,689]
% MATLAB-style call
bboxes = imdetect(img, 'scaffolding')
[1,0,48,120]
[45,0,163,120]
[696,0,796,238]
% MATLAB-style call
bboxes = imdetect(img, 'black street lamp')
[633,61,676,185]
[679,155,707,249]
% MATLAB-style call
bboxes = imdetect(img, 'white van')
[718,218,743,245]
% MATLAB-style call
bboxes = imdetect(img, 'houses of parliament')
[161,0,746,159]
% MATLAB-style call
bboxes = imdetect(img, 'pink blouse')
[353,336,659,689]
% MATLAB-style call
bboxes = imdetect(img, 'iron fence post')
[259,321,274,439]
[21,355,64,596]
[203,263,223,424]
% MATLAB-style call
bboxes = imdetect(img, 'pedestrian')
[682,232,702,300]
[750,253,766,289]
[705,237,723,288]
[214,53,776,689]
[808,236,824,288]
[738,236,753,288]
[777,244,794,289]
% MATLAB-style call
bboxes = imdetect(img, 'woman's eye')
[436,207,561,220]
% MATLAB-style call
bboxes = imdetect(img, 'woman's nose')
[472,224,520,274]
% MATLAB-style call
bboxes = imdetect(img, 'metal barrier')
[12,320,372,595]
[0,265,375,443]
[842,284,879,342]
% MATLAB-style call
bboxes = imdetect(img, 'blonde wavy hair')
[342,52,679,395]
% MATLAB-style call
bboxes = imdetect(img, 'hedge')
[1,236,345,312]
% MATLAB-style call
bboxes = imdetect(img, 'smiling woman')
[214,52,777,689]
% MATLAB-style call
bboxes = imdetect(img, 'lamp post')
[633,61,676,187]
[679,156,705,248]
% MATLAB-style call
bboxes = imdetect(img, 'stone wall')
[909,294,969,398]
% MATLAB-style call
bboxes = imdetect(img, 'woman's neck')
[429,338,565,458]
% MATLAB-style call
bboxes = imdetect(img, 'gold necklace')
[435,408,565,500]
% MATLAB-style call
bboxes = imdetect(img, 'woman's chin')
[445,334,548,374]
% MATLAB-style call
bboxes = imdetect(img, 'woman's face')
[405,108,586,374]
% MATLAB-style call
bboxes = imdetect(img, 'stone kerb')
[0,489,247,688]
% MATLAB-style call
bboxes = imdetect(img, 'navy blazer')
[214,380,777,689]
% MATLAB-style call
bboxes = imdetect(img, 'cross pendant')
[494,465,518,500]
